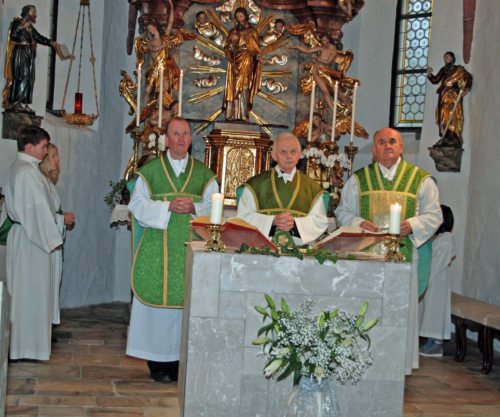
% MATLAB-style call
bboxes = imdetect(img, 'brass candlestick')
[384,234,405,262]
[205,224,225,252]
[344,145,358,177]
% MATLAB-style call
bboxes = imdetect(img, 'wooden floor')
[5,303,500,417]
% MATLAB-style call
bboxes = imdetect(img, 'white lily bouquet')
[253,295,378,386]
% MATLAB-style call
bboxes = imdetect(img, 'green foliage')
[104,179,129,210]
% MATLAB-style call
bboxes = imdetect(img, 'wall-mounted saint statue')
[427,51,473,147]
[2,5,60,113]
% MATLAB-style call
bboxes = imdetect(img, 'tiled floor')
[5,303,500,417]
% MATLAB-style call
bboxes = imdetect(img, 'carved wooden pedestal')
[204,123,273,206]
[428,146,464,172]
[2,111,43,140]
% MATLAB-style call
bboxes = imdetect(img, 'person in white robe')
[127,118,219,382]
[335,127,442,375]
[419,205,456,357]
[5,126,63,360]
[237,132,328,245]
[39,143,75,325]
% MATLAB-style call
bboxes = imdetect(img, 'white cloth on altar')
[126,151,218,362]
[335,159,442,374]
[419,232,456,341]
[5,152,63,360]
[43,179,66,325]
[236,166,328,245]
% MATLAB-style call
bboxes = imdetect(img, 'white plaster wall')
[461,2,500,305]
[416,2,471,295]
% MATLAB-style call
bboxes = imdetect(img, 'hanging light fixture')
[61,0,99,125]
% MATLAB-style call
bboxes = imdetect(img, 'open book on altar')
[190,216,279,251]
[314,226,386,253]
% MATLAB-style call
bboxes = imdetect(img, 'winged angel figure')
[287,20,368,140]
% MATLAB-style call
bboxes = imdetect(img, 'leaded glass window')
[390,0,433,129]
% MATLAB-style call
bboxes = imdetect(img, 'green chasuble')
[354,160,433,295]
[131,156,216,308]
[242,169,328,217]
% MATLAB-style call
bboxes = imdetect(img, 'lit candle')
[136,64,142,127]
[330,81,338,142]
[74,92,83,114]
[307,80,316,143]
[349,82,359,145]
[178,69,184,117]
[158,65,164,128]
[210,193,224,225]
[389,203,402,234]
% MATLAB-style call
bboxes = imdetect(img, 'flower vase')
[284,377,341,417]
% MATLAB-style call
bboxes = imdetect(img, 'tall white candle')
[389,203,402,234]
[349,82,359,145]
[158,65,164,128]
[136,64,142,127]
[210,193,224,225]
[331,81,338,142]
[307,80,316,143]
[178,69,184,117]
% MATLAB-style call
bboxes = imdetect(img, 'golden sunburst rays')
[255,13,275,34]
[187,86,225,104]
[256,91,287,110]
[195,108,224,134]
[249,111,272,135]
[261,36,289,55]
[189,4,292,132]
[195,35,225,57]
[205,8,229,38]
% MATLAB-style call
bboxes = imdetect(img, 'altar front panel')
[180,246,411,417]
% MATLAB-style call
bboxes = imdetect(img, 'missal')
[314,226,386,253]
[190,216,279,251]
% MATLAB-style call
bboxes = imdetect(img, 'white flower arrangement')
[147,133,166,152]
[302,146,324,159]
[253,295,378,386]
[320,151,351,170]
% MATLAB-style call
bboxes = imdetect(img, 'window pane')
[392,0,433,129]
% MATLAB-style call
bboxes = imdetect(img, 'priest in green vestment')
[335,127,442,375]
[126,117,218,383]
[237,132,328,245]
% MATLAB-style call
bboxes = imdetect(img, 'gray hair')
[272,132,301,152]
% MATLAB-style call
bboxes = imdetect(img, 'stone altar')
[179,244,411,417]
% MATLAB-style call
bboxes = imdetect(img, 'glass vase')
[284,377,341,417]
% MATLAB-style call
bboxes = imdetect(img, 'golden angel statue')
[134,0,195,113]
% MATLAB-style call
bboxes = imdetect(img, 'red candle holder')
[74,92,83,114]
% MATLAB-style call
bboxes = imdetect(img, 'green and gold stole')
[354,160,433,295]
[131,156,216,307]
[243,169,327,217]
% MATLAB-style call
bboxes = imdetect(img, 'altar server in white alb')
[5,126,63,360]
[335,127,442,375]
[127,118,219,383]
[237,132,328,245]
[419,205,456,357]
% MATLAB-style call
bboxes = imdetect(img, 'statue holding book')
[2,5,60,112]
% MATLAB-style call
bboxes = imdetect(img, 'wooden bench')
[451,292,500,374]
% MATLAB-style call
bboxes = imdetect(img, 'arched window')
[390,0,433,131]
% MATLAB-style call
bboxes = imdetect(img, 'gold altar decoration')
[204,224,226,252]
[61,0,99,126]
[384,234,405,263]
[188,1,291,133]
[204,126,272,206]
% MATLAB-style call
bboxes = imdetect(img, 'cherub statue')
[261,18,285,47]
[195,10,224,46]
[119,70,137,115]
